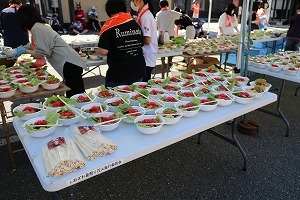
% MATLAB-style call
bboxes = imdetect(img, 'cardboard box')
[186,56,220,73]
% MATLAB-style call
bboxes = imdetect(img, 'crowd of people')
[0,0,299,97]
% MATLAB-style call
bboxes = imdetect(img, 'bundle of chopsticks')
[72,126,117,160]
[42,138,86,178]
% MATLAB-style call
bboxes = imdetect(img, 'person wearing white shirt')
[155,0,181,38]
[131,0,158,82]
[88,6,101,31]
[218,3,239,35]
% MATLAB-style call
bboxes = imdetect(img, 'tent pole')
[207,0,212,38]
[236,0,250,73]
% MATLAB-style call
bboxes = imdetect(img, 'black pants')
[285,37,300,51]
[142,66,154,82]
[63,62,85,98]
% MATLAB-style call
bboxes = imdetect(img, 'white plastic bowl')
[132,81,148,89]
[93,112,122,132]
[253,62,267,69]
[199,97,219,112]
[158,94,179,107]
[134,115,164,134]
[139,100,164,115]
[13,103,43,121]
[89,54,100,60]
[233,92,254,104]
[267,64,282,72]
[41,81,60,90]
[70,93,95,108]
[213,92,233,107]
[147,88,165,99]
[4,49,17,57]
[93,90,116,103]
[81,103,108,118]
[284,67,299,76]
[128,91,147,106]
[121,106,146,124]
[176,90,196,101]
[161,84,181,95]
[42,100,65,112]
[18,84,39,94]
[23,116,57,138]
[104,97,130,112]
[58,108,81,126]
[0,87,16,98]
[249,81,272,92]
[242,86,264,99]
[0,80,10,87]
[157,47,166,54]
[174,101,200,117]
[155,107,183,125]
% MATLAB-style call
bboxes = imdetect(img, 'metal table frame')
[248,66,300,137]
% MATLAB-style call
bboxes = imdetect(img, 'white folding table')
[13,92,277,197]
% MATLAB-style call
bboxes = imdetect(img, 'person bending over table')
[218,3,239,35]
[131,0,158,82]
[11,4,87,98]
[97,0,146,88]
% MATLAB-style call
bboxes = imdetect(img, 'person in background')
[88,6,102,31]
[257,1,269,29]
[70,18,88,35]
[249,2,260,31]
[97,0,146,88]
[48,14,61,33]
[131,0,157,82]
[74,2,86,29]
[0,0,29,48]
[12,4,87,97]
[194,19,207,38]
[280,5,300,51]
[156,0,181,39]
[218,3,239,35]
[174,7,195,40]
[191,0,200,22]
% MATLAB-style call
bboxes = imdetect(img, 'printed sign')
[66,159,124,186]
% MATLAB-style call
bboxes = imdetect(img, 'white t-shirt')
[140,10,158,67]
[156,10,181,37]
[88,10,98,19]
[218,13,238,35]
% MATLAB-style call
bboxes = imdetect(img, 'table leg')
[204,118,247,171]
[294,86,300,96]
[0,102,16,170]
[166,57,171,77]
[161,57,166,79]
[231,118,247,171]
[272,40,277,54]
[277,80,290,137]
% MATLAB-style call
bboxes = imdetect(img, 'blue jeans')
[105,77,143,88]
[285,37,300,51]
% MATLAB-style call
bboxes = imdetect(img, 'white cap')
[91,6,96,10]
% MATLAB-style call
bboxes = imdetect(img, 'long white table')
[252,36,285,54]
[83,51,183,78]
[248,66,300,136]
[13,92,277,193]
